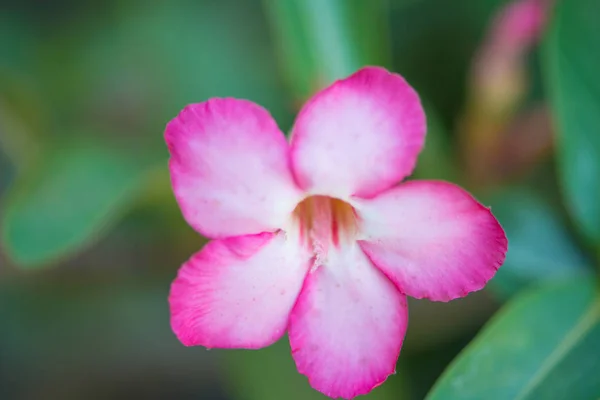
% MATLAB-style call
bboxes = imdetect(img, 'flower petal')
[166,99,302,238]
[288,244,407,399]
[170,231,310,349]
[355,180,507,302]
[290,66,426,198]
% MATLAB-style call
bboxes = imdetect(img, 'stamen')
[292,196,358,254]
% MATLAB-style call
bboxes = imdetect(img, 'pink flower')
[166,67,507,399]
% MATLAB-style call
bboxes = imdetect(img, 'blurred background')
[1,0,599,399]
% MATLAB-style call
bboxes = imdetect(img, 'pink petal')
[166,99,302,239]
[288,244,408,399]
[355,180,507,302]
[170,232,310,349]
[290,67,426,199]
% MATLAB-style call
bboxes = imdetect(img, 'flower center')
[292,196,358,254]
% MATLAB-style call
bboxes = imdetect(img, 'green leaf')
[486,187,592,299]
[543,0,600,244]
[107,0,288,122]
[263,0,390,101]
[1,137,149,267]
[224,337,409,400]
[427,280,600,400]
[28,0,290,139]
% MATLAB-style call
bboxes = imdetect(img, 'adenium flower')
[166,67,507,399]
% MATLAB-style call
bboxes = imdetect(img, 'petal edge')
[170,232,310,349]
[288,244,408,399]
[166,99,302,239]
[290,67,426,199]
[356,180,507,302]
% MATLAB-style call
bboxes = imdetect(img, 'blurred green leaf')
[427,279,600,400]
[544,0,600,244]
[76,0,289,126]
[412,103,458,181]
[1,137,149,267]
[486,187,591,299]
[224,337,409,400]
[264,0,390,101]
[22,0,290,150]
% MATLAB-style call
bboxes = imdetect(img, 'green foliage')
[487,187,592,299]
[544,0,600,245]
[99,0,289,122]
[2,137,148,267]
[264,0,390,101]
[427,279,600,400]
